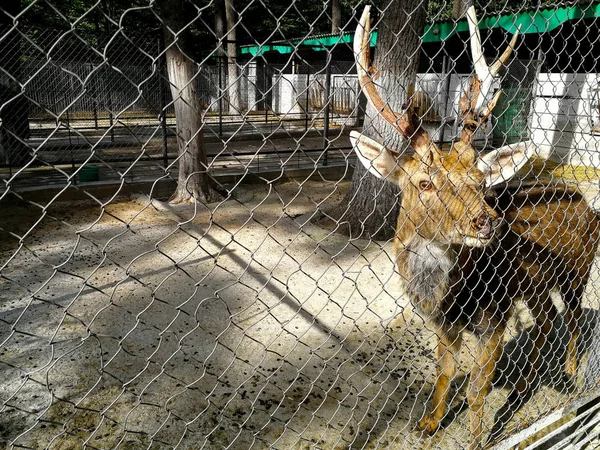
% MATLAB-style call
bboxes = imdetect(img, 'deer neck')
[397,237,462,319]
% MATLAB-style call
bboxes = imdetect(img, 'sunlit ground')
[1,179,599,449]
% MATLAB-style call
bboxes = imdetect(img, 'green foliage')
[426,0,581,22]
[15,0,595,57]
[241,0,363,42]
[427,0,453,21]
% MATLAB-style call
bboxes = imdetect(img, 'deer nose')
[472,212,494,237]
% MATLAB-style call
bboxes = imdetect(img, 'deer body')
[351,6,600,448]
[400,184,598,339]
[352,127,600,447]
[399,182,599,445]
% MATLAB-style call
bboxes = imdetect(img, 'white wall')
[270,71,600,168]
[530,73,600,166]
[416,73,497,144]
[272,74,309,116]
[418,72,600,167]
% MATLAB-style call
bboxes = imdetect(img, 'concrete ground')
[1,179,599,450]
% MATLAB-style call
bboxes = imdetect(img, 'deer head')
[351,5,532,247]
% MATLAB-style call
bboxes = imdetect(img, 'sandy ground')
[1,179,600,450]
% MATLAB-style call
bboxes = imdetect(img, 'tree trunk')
[165,47,215,203]
[338,0,427,240]
[157,0,218,204]
[225,0,242,115]
[331,0,341,34]
[215,1,227,109]
[0,1,31,167]
[452,0,471,19]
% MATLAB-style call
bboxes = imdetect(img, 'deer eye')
[418,180,432,191]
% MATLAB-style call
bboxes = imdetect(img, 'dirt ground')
[1,179,599,450]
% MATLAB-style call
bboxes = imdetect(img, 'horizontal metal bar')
[492,387,600,450]
[547,411,600,450]
[522,399,600,450]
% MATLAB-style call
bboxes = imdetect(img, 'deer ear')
[477,141,534,187]
[350,131,404,182]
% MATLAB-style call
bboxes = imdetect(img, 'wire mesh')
[2,1,600,449]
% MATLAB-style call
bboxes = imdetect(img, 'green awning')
[240,32,376,56]
[423,2,600,41]
[240,2,600,57]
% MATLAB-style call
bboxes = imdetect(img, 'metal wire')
[1,1,600,449]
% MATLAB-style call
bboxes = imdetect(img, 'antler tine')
[354,7,408,136]
[489,25,521,76]
[354,6,433,158]
[465,6,488,87]
[465,6,519,115]
[479,89,503,123]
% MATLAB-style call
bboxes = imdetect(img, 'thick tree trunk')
[331,0,341,34]
[0,2,31,167]
[215,1,227,108]
[165,47,215,203]
[339,0,427,240]
[0,85,30,167]
[452,0,471,19]
[157,0,218,204]
[225,0,242,115]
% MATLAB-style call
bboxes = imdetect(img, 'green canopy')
[240,2,600,57]
[423,2,600,41]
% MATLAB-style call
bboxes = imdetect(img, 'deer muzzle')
[472,211,498,240]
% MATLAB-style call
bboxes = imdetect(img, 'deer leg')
[417,330,463,434]
[484,298,556,447]
[466,330,503,450]
[520,293,557,392]
[562,281,584,378]
[565,295,582,378]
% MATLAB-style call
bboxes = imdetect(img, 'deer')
[350,5,600,449]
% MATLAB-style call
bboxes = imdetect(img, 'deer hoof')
[467,440,484,450]
[565,358,578,378]
[416,414,440,435]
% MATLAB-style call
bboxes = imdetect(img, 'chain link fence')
[2,1,600,449]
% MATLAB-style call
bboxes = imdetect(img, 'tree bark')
[338,0,427,240]
[165,47,216,203]
[157,0,218,204]
[225,0,242,115]
[452,0,471,19]
[331,0,341,34]
[215,1,227,109]
[0,1,31,167]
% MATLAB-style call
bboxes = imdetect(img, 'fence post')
[70,145,76,185]
[438,55,450,146]
[305,71,310,132]
[264,64,269,124]
[66,109,72,147]
[107,72,115,144]
[156,33,169,169]
[322,51,332,167]
[90,63,99,130]
[219,54,223,139]
[4,130,12,178]
[158,37,168,168]
[65,108,76,183]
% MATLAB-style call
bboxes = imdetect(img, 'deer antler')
[354,6,434,160]
[459,6,520,145]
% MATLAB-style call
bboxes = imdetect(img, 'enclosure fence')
[2,1,600,449]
